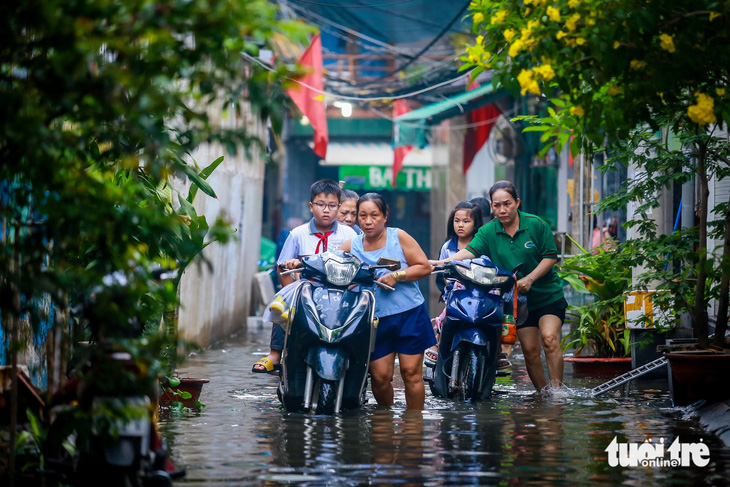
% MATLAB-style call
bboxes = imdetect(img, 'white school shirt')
[277,219,357,264]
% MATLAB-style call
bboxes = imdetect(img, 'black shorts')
[518,297,568,329]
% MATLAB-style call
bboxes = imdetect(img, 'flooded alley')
[159,322,730,486]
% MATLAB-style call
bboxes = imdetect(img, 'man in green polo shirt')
[431,181,567,392]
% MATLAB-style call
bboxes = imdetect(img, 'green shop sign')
[339,166,431,191]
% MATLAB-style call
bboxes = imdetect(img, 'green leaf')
[187,156,224,203]
[178,161,217,200]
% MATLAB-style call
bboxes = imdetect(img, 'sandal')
[497,352,511,369]
[424,346,439,366]
[251,357,282,375]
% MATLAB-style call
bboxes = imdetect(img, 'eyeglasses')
[312,202,340,211]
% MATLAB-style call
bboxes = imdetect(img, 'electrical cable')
[291,0,417,8]
[340,0,471,86]
[282,1,416,58]
[243,51,474,101]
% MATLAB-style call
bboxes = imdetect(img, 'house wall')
[175,102,266,347]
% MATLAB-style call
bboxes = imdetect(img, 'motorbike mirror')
[375,257,401,270]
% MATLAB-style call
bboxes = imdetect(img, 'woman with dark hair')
[339,193,436,410]
[431,181,567,392]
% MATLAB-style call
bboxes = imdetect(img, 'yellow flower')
[568,0,580,7]
[525,7,531,15]
[569,106,584,117]
[607,85,623,96]
[473,12,484,23]
[524,0,534,4]
[613,41,621,49]
[709,12,721,21]
[587,18,596,26]
[476,35,484,45]
[491,10,508,24]
[547,6,561,22]
[687,93,716,125]
[556,30,567,40]
[504,28,517,43]
[508,38,525,57]
[659,33,676,53]
[575,37,586,45]
[717,88,726,96]
[565,13,580,32]
[517,69,541,95]
[534,64,555,81]
[629,59,647,70]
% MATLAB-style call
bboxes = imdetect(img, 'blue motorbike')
[276,250,397,414]
[426,257,516,401]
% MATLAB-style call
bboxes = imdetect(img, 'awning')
[396,83,501,125]
[321,142,432,166]
[394,82,507,147]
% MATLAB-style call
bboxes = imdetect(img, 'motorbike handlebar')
[279,268,302,276]
[374,281,395,291]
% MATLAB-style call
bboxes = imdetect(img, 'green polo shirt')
[465,210,563,310]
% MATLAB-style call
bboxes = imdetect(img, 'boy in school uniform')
[252,179,357,373]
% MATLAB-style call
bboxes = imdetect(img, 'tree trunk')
[713,191,730,348]
[693,143,710,348]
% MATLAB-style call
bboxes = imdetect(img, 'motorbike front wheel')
[458,347,486,401]
[313,378,338,415]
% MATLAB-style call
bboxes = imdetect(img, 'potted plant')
[558,236,633,375]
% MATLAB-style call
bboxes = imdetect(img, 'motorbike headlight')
[324,258,358,286]
[457,263,509,286]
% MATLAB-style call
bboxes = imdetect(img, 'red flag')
[392,99,413,188]
[463,83,500,174]
[287,35,328,158]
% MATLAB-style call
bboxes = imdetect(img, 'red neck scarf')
[314,230,333,253]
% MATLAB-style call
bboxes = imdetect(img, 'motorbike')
[44,270,183,487]
[425,257,516,401]
[275,250,397,414]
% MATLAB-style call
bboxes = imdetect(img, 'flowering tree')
[463,0,730,347]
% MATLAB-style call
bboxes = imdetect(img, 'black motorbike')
[277,250,397,414]
[44,270,183,487]
[425,257,515,401]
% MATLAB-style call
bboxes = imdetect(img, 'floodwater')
[160,321,730,486]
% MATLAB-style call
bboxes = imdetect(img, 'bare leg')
[539,315,564,387]
[397,353,427,410]
[369,353,396,407]
[517,326,547,391]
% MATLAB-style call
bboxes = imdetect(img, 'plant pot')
[564,356,632,376]
[665,351,730,407]
[160,377,209,409]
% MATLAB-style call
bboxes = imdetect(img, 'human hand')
[516,276,533,294]
[377,273,397,289]
[283,259,302,270]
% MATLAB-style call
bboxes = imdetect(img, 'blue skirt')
[371,303,437,361]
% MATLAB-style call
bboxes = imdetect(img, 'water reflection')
[160,330,730,486]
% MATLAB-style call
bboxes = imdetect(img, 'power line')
[291,0,417,7]
[282,1,416,58]
[243,51,474,101]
